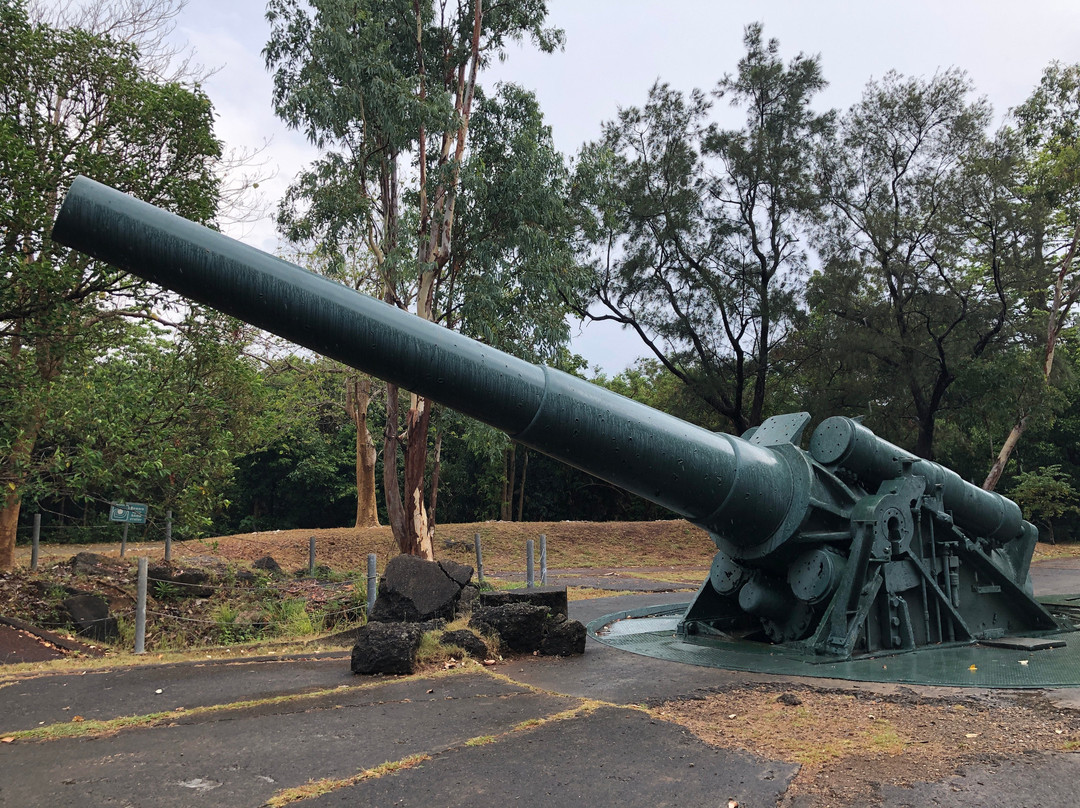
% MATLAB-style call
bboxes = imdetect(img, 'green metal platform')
[588,598,1080,688]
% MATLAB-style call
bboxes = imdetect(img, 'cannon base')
[589,602,1080,688]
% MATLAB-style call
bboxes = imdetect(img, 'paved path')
[2,560,1080,807]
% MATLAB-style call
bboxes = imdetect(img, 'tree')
[1009,465,1080,543]
[810,69,1017,459]
[983,62,1080,490]
[0,0,221,568]
[574,24,831,434]
[265,0,574,558]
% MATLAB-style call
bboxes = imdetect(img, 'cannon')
[52,176,1066,660]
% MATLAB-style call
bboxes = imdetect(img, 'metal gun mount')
[52,176,1067,660]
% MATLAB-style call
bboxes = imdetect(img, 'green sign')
[110,502,148,524]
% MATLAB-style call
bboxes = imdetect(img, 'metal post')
[164,509,173,562]
[526,539,535,588]
[308,536,316,577]
[120,522,129,558]
[539,534,547,586]
[473,532,484,583]
[366,553,377,615]
[135,557,147,654]
[31,513,40,572]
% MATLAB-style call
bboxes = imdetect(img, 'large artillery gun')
[52,176,1066,660]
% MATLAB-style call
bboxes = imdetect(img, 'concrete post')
[135,557,147,654]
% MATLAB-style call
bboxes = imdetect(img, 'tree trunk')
[515,449,529,522]
[428,426,442,530]
[345,375,379,528]
[501,443,517,521]
[381,381,435,560]
[982,414,1028,492]
[0,486,21,571]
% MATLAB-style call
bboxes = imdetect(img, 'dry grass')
[657,684,1080,806]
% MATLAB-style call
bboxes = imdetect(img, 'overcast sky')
[173,0,1080,373]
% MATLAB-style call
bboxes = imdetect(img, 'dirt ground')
[659,683,1080,805]
[16,519,716,574]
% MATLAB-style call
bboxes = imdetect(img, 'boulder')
[147,563,213,598]
[539,614,587,657]
[252,555,284,575]
[470,603,549,653]
[62,593,118,641]
[70,552,116,576]
[368,555,471,623]
[350,622,424,675]
[440,629,489,659]
[478,585,568,618]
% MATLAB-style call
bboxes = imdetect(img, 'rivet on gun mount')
[52,176,1068,662]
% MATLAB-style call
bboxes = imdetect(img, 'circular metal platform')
[587,599,1080,688]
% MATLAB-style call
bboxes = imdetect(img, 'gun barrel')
[52,176,803,548]
[810,416,1024,543]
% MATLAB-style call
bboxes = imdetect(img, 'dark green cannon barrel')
[809,416,1026,544]
[51,176,803,549]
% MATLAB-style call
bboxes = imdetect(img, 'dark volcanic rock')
[539,614,586,657]
[438,559,473,588]
[147,564,213,598]
[252,556,284,575]
[368,555,468,623]
[470,603,549,653]
[69,552,115,575]
[350,622,424,675]
[478,585,568,618]
[62,594,118,641]
[440,629,489,659]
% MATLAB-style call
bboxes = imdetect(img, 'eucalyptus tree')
[574,25,832,435]
[0,0,221,568]
[983,62,1080,490]
[265,0,579,558]
[810,69,1022,460]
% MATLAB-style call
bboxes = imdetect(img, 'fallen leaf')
[965,733,979,738]
[483,659,496,666]
[727,801,740,808]
[71,716,84,723]
[1,737,14,744]
[1020,660,1030,666]
[968,665,978,672]
[727,714,737,720]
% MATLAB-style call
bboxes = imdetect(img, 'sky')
[172,0,1080,374]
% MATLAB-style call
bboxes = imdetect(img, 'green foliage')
[0,1,226,562]
[575,24,831,434]
[1010,465,1080,541]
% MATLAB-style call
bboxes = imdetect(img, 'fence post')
[526,538,535,588]
[308,536,316,577]
[366,553,377,615]
[164,509,173,563]
[31,513,41,572]
[539,533,547,586]
[473,533,484,583]
[135,557,147,654]
[120,522,129,558]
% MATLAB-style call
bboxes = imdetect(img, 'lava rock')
[350,622,424,675]
[440,628,489,659]
[252,556,284,575]
[69,552,115,576]
[62,593,118,641]
[147,564,213,598]
[470,603,550,653]
[539,614,586,657]
[368,555,470,623]
[438,559,474,588]
[478,585,568,618]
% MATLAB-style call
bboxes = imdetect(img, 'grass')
[264,754,432,807]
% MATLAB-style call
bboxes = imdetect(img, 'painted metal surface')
[51,176,1069,662]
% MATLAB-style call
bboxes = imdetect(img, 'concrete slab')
[0,672,568,808]
[300,705,799,808]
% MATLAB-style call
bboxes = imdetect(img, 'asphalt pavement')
[1,560,1079,807]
